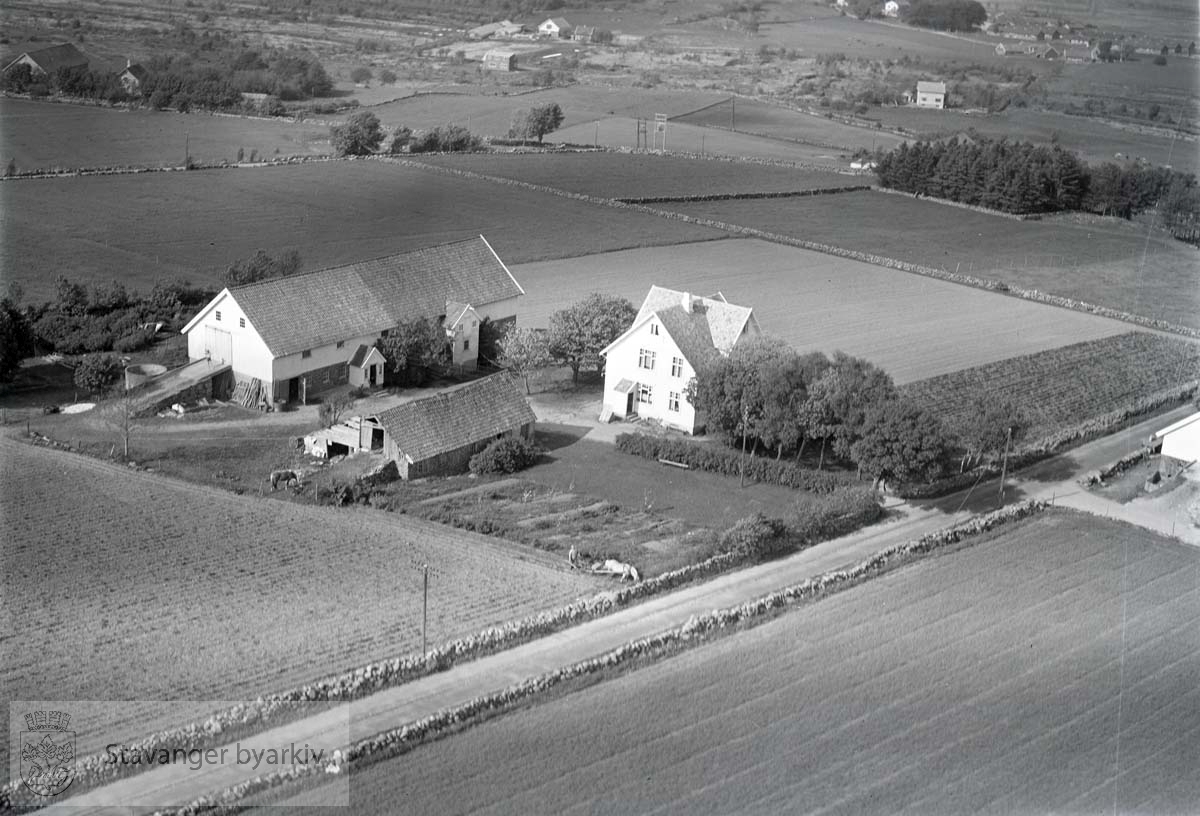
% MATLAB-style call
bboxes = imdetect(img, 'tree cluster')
[507,102,565,144]
[406,123,483,153]
[0,296,36,383]
[222,249,303,287]
[330,111,385,156]
[688,340,953,487]
[377,315,450,386]
[901,0,987,31]
[876,137,1199,219]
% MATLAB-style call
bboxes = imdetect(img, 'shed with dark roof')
[3,43,89,77]
[363,373,537,478]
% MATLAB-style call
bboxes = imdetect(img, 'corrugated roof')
[7,43,88,75]
[372,373,537,463]
[228,236,522,357]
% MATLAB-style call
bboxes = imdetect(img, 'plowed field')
[288,511,1200,814]
[0,438,593,766]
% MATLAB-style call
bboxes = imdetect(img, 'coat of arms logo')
[20,709,75,797]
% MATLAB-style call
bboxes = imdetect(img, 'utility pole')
[997,426,1013,508]
[730,96,735,129]
[421,564,429,658]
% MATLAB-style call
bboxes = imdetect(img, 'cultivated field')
[659,190,1200,329]
[0,98,332,172]
[759,15,1015,62]
[511,238,1136,385]
[0,160,723,302]
[0,438,594,766]
[672,96,907,154]
[901,332,1200,443]
[285,510,1200,813]
[409,152,861,198]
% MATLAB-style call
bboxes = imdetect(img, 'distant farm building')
[362,373,537,479]
[600,286,760,434]
[118,60,147,94]
[482,50,518,71]
[571,25,595,43]
[995,43,1007,56]
[538,17,570,38]
[1038,46,1061,59]
[915,80,946,109]
[2,43,88,77]
[1152,412,1200,465]
[181,236,524,405]
[469,20,525,40]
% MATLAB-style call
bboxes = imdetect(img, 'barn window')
[215,311,222,321]
[302,349,312,359]
[671,357,683,377]
[650,323,659,335]
[239,317,245,328]
[638,384,653,404]
[638,349,655,370]
[464,338,470,351]
[336,340,345,349]
[668,392,680,412]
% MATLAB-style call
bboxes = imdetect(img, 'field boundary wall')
[383,155,1200,339]
[871,185,1042,221]
[615,186,870,204]
[168,500,1052,814]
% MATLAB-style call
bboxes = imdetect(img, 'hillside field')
[0,98,332,172]
[659,190,1200,330]
[510,239,1135,385]
[0,438,594,768]
[408,152,862,199]
[0,160,723,303]
[283,510,1200,813]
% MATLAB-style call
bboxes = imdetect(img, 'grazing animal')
[269,469,298,491]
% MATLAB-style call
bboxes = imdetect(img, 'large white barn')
[182,236,524,403]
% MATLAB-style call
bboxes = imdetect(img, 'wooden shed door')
[205,326,233,364]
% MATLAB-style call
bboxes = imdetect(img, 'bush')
[789,486,882,543]
[718,513,791,560]
[468,436,543,474]
[614,433,854,493]
[113,330,153,353]
[73,352,123,395]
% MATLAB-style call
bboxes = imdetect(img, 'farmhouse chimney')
[127,57,132,68]
[681,291,692,313]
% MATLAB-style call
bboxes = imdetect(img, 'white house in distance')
[915,80,946,109]
[599,286,760,434]
[1151,412,1200,464]
[181,236,524,404]
[537,17,570,38]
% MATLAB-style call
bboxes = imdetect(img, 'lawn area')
[294,509,1200,813]
[408,152,862,199]
[658,190,1200,330]
[511,238,1135,385]
[0,98,332,171]
[0,436,596,770]
[0,159,723,303]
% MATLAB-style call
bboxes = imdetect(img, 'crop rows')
[900,331,1200,441]
[0,438,593,767]
[335,511,1200,814]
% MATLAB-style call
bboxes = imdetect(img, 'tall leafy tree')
[510,102,565,144]
[957,396,1026,471]
[330,110,384,156]
[547,293,636,383]
[222,249,302,287]
[851,400,950,488]
[498,326,553,394]
[0,297,35,383]
[377,316,449,386]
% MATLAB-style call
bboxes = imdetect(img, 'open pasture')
[0,160,723,303]
[511,238,1134,385]
[0,98,332,172]
[660,190,1200,329]
[760,16,1010,62]
[671,96,906,153]
[288,510,1200,814]
[409,151,860,198]
[901,331,1200,443]
[0,437,594,767]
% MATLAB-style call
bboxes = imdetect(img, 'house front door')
[625,391,635,417]
[368,365,377,386]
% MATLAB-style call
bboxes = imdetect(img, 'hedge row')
[614,432,854,493]
[615,185,870,204]
[169,499,1050,814]
[382,155,1197,339]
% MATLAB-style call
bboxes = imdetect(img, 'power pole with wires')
[997,426,1013,508]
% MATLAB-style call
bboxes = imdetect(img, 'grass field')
[671,96,907,154]
[760,15,1014,62]
[0,437,595,768]
[284,510,1200,813]
[0,160,723,303]
[0,98,333,171]
[901,331,1200,443]
[659,190,1200,329]
[511,238,1135,385]
[409,152,861,198]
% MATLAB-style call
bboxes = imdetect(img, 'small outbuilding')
[482,50,517,71]
[1151,412,1200,465]
[363,373,537,479]
[347,345,387,389]
[118,59,147,94]
[3,43,88,77]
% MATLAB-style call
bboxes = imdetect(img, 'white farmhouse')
[537,17,570,38]
[182,236,523,404]
[915,80,946,109]
[599,286,760,434]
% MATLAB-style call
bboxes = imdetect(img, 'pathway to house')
[42,405,1193,812]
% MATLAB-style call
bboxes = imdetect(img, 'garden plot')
[0,438,594,768]
[511,238,1134,385]
[311,510,1200,814]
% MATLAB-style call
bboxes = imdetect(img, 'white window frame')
[668,392,680,412]
[638,384,653,404]
[671,357,683,377]
[638,348,656,370]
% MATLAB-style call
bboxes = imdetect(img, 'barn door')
[205,326,233,364]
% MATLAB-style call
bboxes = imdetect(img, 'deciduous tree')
[511,102,565,144]
[74,352,123,395]
[330,110,384,156]
[850,399,950,488]
[497,325,553,394]
[222,249,302,287]
[958,396,1026,471]
[0,297,35,383]
[547,293,636,383]
[377,316,449,386]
